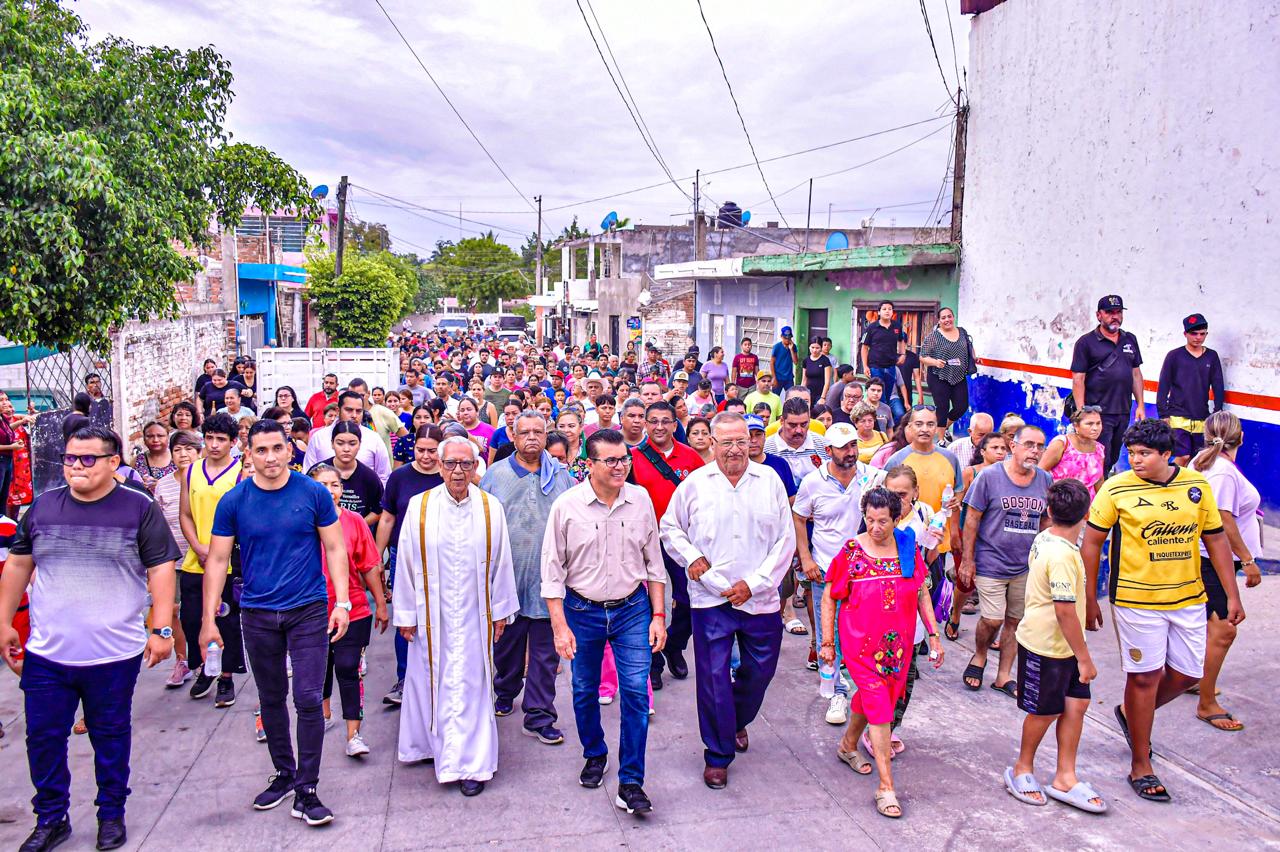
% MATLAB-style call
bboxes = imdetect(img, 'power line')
[372,0,536,213]
[939,0,962,104]
[573,0,692,205]
[926,116,957,227]
[694,0,794,235]
[918,0,959,107]
[351,185,530,238]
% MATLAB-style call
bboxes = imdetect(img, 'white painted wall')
[959,1,1280,424]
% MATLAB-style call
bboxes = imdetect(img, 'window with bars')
[738,315,775,344]
[234,216,308,252]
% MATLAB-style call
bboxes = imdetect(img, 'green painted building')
[740,243,958,368]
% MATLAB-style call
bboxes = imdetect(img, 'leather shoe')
[19,817,71,852]
[665,651,689,680]
[703,766,728,789]
[734,728,749,753]
[96,818,126,851]
[651,669,664,691]
[459,779,485,797]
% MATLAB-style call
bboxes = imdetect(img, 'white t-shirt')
[793,463,863,573]
[1198,456,1262,560]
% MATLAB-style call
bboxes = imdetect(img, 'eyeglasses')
[1078,405,1103,414]
[441,459,478,470]
[62,453,116,468]
[590,456,633,468]
[911,404,937,412]
[1014,441,1046,452]
[646,419,675,427]
[714,439,749,449]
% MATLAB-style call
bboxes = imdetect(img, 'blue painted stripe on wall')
[966,374,1280,512]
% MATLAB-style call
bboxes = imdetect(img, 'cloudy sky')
[75,0,970,254]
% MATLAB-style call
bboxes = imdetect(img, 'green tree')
[345,218,391,254]
[0,0,317,350]
[435,235,528,312]
[304,250,415,346]
[521,216,590,287]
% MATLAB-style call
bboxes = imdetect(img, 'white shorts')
[1112,605,1207,677]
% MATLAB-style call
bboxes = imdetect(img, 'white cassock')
[393,482,519,783]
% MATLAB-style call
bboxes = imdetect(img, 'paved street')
[1,585,1277,851]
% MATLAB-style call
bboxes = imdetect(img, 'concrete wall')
[795,265,957,366]
[960,1,1280,505]
[641,281,696,362]
[693,277,793,357]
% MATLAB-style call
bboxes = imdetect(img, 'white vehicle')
[495,329,531,346]
[434,315,470,333]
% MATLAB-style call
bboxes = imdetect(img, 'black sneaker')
[189,671,216,700]
[494,698,513,717]
[614,783,652,815]
[651,670,663,691]
[214,677,236,708]
[18,817,71,852]
[579,755,608,788]
[252,772,296,810]
[522,724,564,745]
[290,786,334,826]
[95,817,126,850]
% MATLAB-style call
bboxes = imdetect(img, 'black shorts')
[1016,644,1090,716]
[1171,428,1204,459]
[1201,562,1234,620]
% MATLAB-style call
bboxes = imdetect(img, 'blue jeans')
[389,546,407,682]
[810,581,849,697]
[563,587,651,785]
[21,651,143,824]
[869,366,906,424]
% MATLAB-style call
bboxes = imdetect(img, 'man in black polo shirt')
[859,301,907,424]
[1070,295,1146,472]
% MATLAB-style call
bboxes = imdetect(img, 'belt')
[568,586,640,608]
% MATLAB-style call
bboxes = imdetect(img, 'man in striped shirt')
[763,397,829,489]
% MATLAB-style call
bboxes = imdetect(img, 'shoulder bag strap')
[417,489,436,732]
[638,441,684,488]
[481,491,494,673]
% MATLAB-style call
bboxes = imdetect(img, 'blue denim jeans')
[869,366,906,424]
[389,546,407,682]
[810,581,849,697]
[563,587,651,785]
[21,651,143,824]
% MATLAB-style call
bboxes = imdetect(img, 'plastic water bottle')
[941,483,955,510]
[204,642,223,678]
[216,601,230,618]
[819,660,837,698]
[922,511,947,549]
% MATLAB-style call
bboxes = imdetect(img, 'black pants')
[323,615,372,721]
[651,545,692,675]
[179,571,246,674]
[926,374,969,428]
[493,615,559,730]
[240,600,329,790]
[1100,414,1129,475]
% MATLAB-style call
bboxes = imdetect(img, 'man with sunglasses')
[1070,295,1146,473]
[1,426,180,852]
[1156,314,1225,465]
[542,428,666,814]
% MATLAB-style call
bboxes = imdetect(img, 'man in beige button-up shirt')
[541,428,666,816]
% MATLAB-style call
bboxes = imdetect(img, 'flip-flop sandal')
[890,733,905,755]
[1197,712,1244,732]
[991,680,1018,700]
[1004,767,1048,806]
[874,789,902,818]
[1113,704,1152,758]
[943,620,960,642]
[1186,684,1221,697]
[1047,780,1107,813]
[785,618,809,635]
[1128,773,1171,803]
[858,729,899,761]
[838,748,873,775]
[962,656,986,691]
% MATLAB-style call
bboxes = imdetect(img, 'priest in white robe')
[393,436,519,796]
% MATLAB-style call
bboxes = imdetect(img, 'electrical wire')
[940,0,962,104]
[925,116,957,228]
[694,0,794,235]
[918,0,959,107]
[372,0,536,213]
[352,186,530,238]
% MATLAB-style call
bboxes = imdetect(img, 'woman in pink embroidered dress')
[819,487,944,819]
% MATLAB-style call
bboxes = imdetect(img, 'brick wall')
[639,281,695,363]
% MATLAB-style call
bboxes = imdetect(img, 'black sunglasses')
[62,453,116,468]
[911,404,937,412]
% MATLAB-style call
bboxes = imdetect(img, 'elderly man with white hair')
[393,436,519,797]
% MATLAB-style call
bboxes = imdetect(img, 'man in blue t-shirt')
[770,327,799,392]
[202,420,349,828]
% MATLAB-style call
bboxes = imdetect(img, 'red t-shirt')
[732,353,759,388]
[321,508,379,620]
[305,391,338,428]
[629,441,705,523]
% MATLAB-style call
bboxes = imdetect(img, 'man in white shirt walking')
[660,413,795,790]
[301,391,392,483]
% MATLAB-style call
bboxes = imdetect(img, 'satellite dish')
[311,185,329,199]
[825,231,849,251]
[601,211,619,230]
[741,210,751,225]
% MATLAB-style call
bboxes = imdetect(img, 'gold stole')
[417,488,493,733]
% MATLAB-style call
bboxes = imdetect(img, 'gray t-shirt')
[963,463,1051,579]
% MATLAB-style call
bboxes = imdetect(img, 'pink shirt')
[321,508,379,620]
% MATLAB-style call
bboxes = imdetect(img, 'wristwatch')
[152,627,173,639]
[334,600,353,612]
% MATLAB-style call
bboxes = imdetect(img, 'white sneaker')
[286,654,293,679]
[324,716,336,732]
[345,733,370,757]
[825,694,849,726]
[358,648,367,678]
[597,695,614,705]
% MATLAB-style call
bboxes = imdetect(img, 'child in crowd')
[1004,478,1106,813]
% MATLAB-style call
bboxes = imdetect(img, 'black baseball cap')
[1183,313,1208,332]
[1097,295,1125,311]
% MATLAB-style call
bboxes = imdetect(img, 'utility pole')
[827,202,832,229]
[950,93,969,244]
[804,178,813,251]
[693,169,706,261]
[334,175,349,276]
[534,194,544,345]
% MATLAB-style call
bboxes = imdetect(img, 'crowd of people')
[0,294,1263,848]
